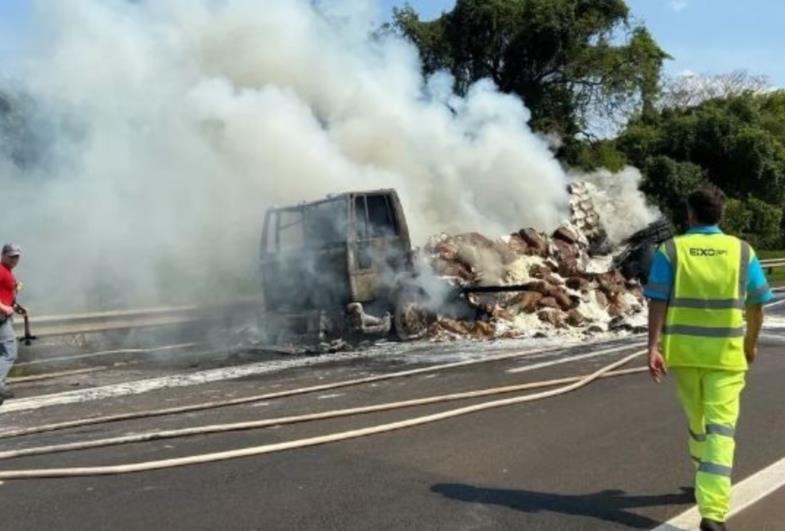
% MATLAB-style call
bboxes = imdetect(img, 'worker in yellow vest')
[645,186,773,531]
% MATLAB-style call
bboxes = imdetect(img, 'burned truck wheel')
[626,218,676,246]
[615,218,676,284]
[393,297,429,341]
[619,246,654,282]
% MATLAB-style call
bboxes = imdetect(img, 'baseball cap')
[1,243,22,257]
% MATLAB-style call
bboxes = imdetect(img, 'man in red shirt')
[0,243,22,404]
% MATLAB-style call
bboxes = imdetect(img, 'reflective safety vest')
[660,233,750,371]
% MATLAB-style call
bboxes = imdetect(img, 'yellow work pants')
[672,368,746,522]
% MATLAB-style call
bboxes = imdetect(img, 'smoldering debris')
[257,180,655,352]
[410,181,649,341]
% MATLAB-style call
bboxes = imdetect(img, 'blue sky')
[2,1,784,85]
[0,0,31,64]
[378,0,785,85]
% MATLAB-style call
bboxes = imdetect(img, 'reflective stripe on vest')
[662,234,750,369]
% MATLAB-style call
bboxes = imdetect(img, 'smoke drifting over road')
[0,1,649,311]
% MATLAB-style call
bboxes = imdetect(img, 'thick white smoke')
[2,0,572,311]
[574,167,661,244]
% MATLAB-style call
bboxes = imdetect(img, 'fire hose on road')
[0,360,647,462]
[0,288,778,478]
[0,350,644,479]
[0,340,645,439]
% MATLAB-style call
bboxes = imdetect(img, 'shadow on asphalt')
[431,483,694,529]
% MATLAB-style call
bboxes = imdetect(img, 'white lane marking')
[653,454,785,530]
[15,343,200,368]
[506,343,645,373]
[3,338,645,415]
[317,393,345,400]
[0,352,374,414]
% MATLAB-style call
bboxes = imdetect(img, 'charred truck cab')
[260,190,424,345]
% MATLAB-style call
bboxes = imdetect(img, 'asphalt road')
[0,302,782,530]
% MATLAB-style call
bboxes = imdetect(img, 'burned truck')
[259,185,670,347]
[259,190,430,345]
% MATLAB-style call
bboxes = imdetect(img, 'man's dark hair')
[687,185,726,225]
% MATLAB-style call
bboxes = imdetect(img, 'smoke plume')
[2,0,576,311]
[575,167,661,245]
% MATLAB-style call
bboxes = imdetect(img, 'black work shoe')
[0,389,14,399]
[700,518,728,531]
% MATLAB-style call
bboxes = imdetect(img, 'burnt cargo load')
[259,185,666,347]
[259,190,432,345]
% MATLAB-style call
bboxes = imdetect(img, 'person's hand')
[648,348,667,383]
[0,305,13,317]
[744,337,758,364]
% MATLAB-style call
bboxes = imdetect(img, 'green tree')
[640,156,704,229]
[616,91,785,248]
[391,0,667,148]
[722,198,783,249]
[621,95,785,205]
[746,197,783,249]
[570,139,627,172]
[659,70,769,110]
[723,198,753,238]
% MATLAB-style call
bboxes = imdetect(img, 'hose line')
[0,340,643,440]
[0,351,643,479]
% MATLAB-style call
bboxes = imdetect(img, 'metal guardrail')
[761,258,785,271]
[10,259,785,339]
[13,300,257,339]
